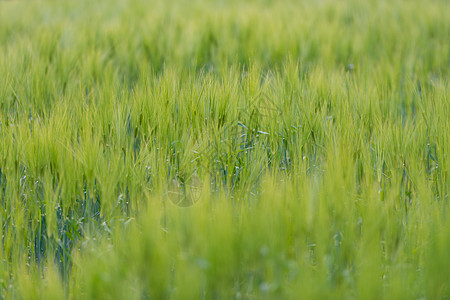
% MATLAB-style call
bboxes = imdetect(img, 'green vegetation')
[0,0,448,298]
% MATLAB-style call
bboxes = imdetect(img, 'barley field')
[0,0,449,299]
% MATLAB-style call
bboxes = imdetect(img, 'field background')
[0,0,449,298]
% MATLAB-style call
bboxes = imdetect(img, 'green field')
[0,0,449,298]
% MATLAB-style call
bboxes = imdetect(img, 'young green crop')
[0,0,448,298]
